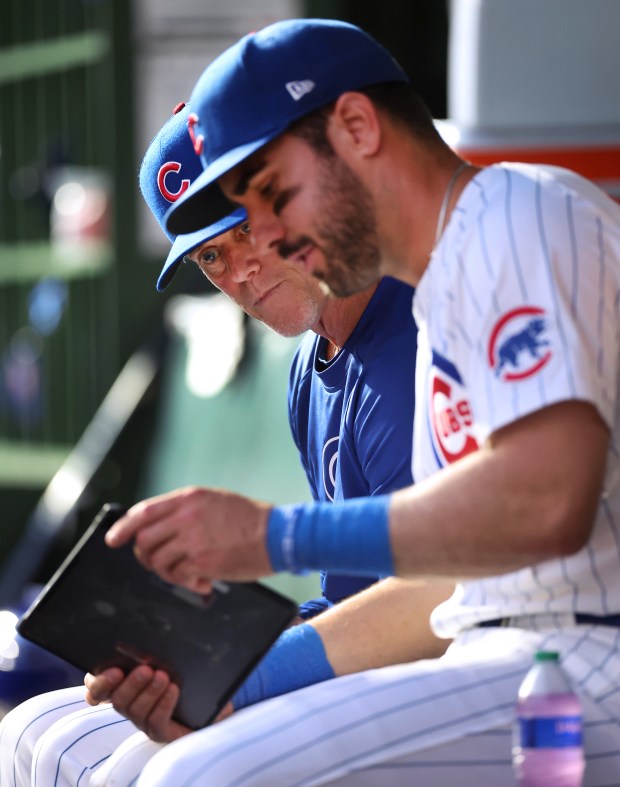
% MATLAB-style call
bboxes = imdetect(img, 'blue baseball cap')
[139,102,247,291]
[165,18,408,235]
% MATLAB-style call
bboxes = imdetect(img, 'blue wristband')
[267,495,393,576]
[231,623,334,711]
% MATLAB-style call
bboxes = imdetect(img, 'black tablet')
[17,503,298,729]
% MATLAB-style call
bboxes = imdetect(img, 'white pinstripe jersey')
[412,163,620,637]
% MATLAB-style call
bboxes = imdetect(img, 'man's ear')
[327,92,382,158]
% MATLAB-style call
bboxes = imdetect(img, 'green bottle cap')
[534,650,560,662]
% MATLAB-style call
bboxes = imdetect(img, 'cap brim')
[165,131,277,235]
[156,206,247,291]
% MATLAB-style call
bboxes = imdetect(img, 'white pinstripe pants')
[2,626,619,786]
[0,688,133,787]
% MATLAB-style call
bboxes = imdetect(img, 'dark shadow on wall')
[306,0,448,117]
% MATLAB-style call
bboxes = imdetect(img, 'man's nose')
[246,202,286,257]
[226,247,261,283]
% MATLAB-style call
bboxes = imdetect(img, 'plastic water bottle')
[512,650,584,786]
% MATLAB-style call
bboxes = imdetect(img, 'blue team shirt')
[288,277,418,616]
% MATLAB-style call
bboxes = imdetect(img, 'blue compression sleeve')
[267,495,393,576]
[231,622,334,711]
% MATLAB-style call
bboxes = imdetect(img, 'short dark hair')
[288,81,442,154]
[288,102,335,155]
[362,82,440,141]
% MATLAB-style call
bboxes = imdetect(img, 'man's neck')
[373,132,479,285]
[313,283,378,353]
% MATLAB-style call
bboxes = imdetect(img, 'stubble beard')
[275,152,383,298]
[314,154,383,298]
[239,283,326,338]
[263,288,325,337]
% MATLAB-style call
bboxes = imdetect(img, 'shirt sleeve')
[446,168,618,440]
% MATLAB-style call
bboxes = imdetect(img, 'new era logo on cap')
[285,80,315,101]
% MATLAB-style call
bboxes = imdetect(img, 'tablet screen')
[17,503,298,729]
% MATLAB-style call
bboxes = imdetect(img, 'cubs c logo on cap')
[157,161,190,203]
[428,350,478,467]
[488,306,552,382]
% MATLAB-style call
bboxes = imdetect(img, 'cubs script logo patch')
[429,351,478,466]
[488,306,552,381]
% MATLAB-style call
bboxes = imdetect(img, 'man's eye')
[195,246,227,279]
[238,221,251,236]
[201,247,220,264]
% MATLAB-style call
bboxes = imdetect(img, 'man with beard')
[0,101,455,786]
[74,17,620,786]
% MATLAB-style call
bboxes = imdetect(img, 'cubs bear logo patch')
[488,306,552,382]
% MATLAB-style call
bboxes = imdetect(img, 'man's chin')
[325,273,380,299]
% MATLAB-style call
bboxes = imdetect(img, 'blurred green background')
[0,0,447,601]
